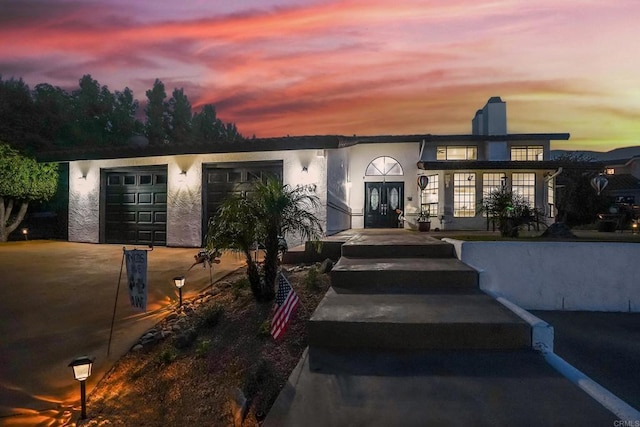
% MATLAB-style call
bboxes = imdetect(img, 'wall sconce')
[178,170,187,183]
[301,166,309,174]
[79,174,87,180]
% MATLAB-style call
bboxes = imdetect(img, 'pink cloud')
[0,0,638,150]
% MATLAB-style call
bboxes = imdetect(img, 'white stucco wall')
[347,142,422,229]
[68,149,327,248]
[444,239,640,312]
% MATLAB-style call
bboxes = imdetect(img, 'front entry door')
[364,182,404,228]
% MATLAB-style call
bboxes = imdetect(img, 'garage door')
[203,161,282,236]
[103,167,167,245]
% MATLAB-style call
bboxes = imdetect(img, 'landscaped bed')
[81,264,331,427]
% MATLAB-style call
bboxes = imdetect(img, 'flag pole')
[107,247,126,357]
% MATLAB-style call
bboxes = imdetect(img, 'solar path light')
[68,355,94,420]
[173,276,186,307]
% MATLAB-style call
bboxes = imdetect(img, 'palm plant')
[205,176,323,302]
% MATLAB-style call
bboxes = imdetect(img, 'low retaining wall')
[443,239,640,312]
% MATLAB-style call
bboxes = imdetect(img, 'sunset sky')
[0,0,638,151]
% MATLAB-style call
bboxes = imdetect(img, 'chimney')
[472,97,507,135]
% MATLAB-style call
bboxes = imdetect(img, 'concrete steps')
[331,257,478,293]
[308,233,531,352]
[308,289,531,350]
[340,233,455,258]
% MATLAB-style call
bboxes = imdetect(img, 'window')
[421,174,439,217]
[365,156,404,176]
[453,173,476,217]
[605,168,615,175]
[511,145,543,161]
[512,173,535,207]
[436,146,477,161]
[547,178,554,218]
[482,173,505,201]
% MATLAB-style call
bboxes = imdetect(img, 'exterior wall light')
[80,174,87,180]
[68,355,94,420]
[301,166,309,173]
[173,276,186,306]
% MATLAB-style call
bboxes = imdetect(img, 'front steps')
[308,233,531,351]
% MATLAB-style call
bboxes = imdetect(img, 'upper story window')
[605,168,615,175]
[365,156,404,176]
[436,146,477,161]
[511,145,543,161]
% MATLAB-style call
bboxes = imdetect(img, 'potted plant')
[417,208,431,232]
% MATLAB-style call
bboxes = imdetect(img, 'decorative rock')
[165,313,178,321]
[131,344,144,352]
[541,222,576,239]
[318,258,333,274]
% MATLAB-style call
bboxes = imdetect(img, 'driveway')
[0,241,245,426]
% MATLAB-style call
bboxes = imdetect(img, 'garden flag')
[125,249,148,311]
[271,273,300,340]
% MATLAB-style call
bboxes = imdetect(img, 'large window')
[437,146,477,160]
[421,174,439,217]
[512,173,535,207]
[453,173,476,217]
[511,145,543,161]
[547,178,554,217]
[482,173,506,201]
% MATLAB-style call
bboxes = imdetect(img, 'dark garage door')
[103,167,167,245]
[203,161,282,236]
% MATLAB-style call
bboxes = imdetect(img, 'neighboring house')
[39,97,569,247]
[602,157,640,204]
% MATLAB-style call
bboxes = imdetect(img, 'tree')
[72,75,115,146]
[554,154,609,227]
[32,83,74,149]
[191,104,221,143]
[481,185,538,237]
[109,87,142,144]
[145,79,168,145]
[205,177,323,301]
[0,143,58,241]
[166,88,192,145]
[0,76,40,152]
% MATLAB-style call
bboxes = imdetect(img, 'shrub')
[157,347,178,365]
[257,320,271,337]
[196,304,223,330]
[195,339,212,358]
[304,267,320,291]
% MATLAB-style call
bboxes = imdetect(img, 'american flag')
[270,273,300,340]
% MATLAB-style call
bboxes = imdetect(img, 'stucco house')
[44,97,569,247]
[602,156,640,204]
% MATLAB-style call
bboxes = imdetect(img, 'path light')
[173,276,186,307]
[68,356,94,420]
[21,228,28,240]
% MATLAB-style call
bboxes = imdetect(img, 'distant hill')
[551,146,640,162]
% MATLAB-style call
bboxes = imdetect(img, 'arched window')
[365,156,404,176]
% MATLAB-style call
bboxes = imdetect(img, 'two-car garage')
[100,161,282,246]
